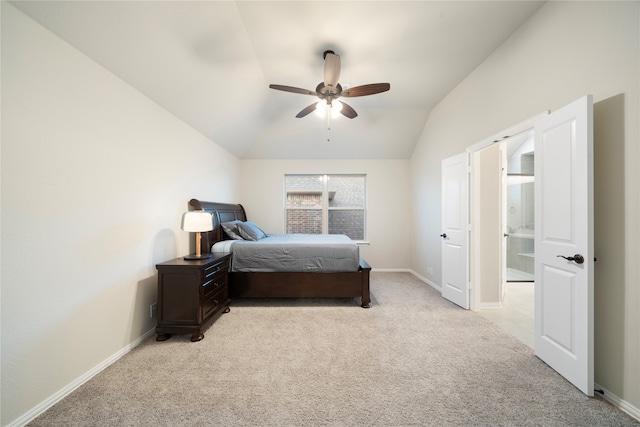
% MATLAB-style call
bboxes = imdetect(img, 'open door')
[441,153,469,309]
[534,95,594,395]
[499,141,508,300]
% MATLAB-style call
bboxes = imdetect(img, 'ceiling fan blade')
[341,83,390,97]
[269,84,316,96]
[323,53,341,88]
[338,101,358,119]
[296,102,319,118]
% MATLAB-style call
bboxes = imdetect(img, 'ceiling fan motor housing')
[316,83,342,103]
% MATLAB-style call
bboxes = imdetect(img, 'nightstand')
[155,253,231,342]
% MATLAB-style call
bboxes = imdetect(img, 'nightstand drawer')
[203,258,229,281]
[202,274,227,301]
[202,286,228,320]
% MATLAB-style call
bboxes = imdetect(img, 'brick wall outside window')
[285,175,366,240]
[328,210,365,240]
[286,208,323,234]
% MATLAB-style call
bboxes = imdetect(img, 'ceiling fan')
[269,50,390,119]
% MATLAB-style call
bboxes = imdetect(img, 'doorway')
[474,130,535,348]
[469,96,594,394]
[504,130,535,283]
[496,131,536,347]
[469,119,541,349]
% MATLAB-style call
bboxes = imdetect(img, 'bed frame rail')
[230,258,371,308]
[188,199,371,308]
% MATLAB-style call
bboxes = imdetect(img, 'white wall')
[1,5,239,425]
[410,0,639,412]
[475,144,501,305]
[239,159,411,270]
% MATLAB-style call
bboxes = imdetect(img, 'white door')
[441,153,469,309]
[499,142,508,300]
[534,95,593,396]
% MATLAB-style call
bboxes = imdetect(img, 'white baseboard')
[371,268,441,292]
[7,328,156,427]
[409,269,441,292]
[594,383,640,422]
[479,302,503,309]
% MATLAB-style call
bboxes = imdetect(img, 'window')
[285,174,366,241]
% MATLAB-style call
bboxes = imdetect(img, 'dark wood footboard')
[229,258,371,308]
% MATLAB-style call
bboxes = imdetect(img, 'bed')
[189,199,371,308]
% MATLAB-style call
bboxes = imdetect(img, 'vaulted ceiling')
[11,1,544,159]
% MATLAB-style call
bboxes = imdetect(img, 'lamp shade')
[181,211,213,232]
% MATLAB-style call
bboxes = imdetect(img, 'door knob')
[557,254,585,264]
[504,233,510,237]
[440,233,448,239]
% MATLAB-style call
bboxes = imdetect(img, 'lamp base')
[183,253,213,261]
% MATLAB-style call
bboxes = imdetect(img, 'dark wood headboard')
[188,199,247,255]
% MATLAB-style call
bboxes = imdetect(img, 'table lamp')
[181,210,213,260]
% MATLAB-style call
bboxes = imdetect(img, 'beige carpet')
[29,273,638,426]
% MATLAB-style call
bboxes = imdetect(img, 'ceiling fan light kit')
[315,99,343,117]
[269,50,390,120]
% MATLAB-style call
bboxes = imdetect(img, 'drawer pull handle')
[214,300,218,305]
[205,267,221,278]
